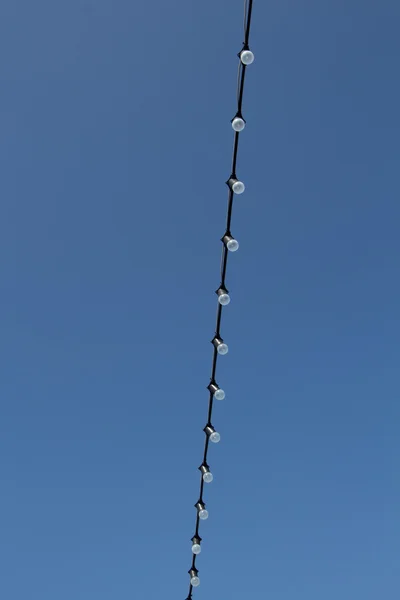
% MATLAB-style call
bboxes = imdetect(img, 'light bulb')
[192,544,201,555]
[241,50,254,65]
[199,509,209,520]
[232,180,245,194]
[218,293,230,306]
[214,388,225,400]
[232,117,245,132]
[217,343,228,355]
[191,576,200,587]
[227,238,239,252]
[210,431,221,443]
[203,471,213,483]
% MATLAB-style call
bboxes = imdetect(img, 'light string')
[185,0,255,596]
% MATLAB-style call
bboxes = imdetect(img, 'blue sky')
[1,0,399,598]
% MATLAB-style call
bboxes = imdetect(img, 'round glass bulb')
[227,239,239,252]
[192,544,201,555]
[199,509,209,520]
[232,117,245,132]
[214,388,225,401]
[218,293,230,306]
[232,180,245,194]
[203,471,213,483]
[217,343,228,355]
[241,50,254,65]
[210,431,221,443]
[191,576,200,587]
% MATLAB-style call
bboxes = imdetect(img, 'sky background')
[0,0,399,598]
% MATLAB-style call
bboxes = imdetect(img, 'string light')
[191,535,202,555]
[231,115,246,132]
[189,568,200,587]
[199,463,213,483]
[216,286,231,306]
[204,424,221,444]
[212,336,229,355]
[240,49,255,65]
[195,501,209,520]
[223,233,240,252]
[227,176,246,194]
[184,0,256,596]
[207,381,226,400]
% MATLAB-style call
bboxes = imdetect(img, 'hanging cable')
[184,1,256,597]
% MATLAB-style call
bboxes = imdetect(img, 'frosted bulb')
[191,576,200,587]
[232,180,245,194]
[214,388,225,400]
[203,471,213,483]
[241,50,254,65]
[227,239,239,252]
[218,293,230,306]
[217,343,228,355]
[192,544,201,555]
[210,431,221,443]
[199,509,209,520]
[232,117,245,132]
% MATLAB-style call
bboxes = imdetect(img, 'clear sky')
[0,1,399,598]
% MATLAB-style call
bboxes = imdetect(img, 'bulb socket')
[222,233,234,246]
[204,424,216,437]
[199,463,210,476]
[237,43,250,58]
[207,381,219,395]
[189,567,199,579]
[195,501,206,513]
[211,335,224,350]
[191,535,201,546]
[231,111,246,125]
[227,176,238,190]
[215,285,229,298]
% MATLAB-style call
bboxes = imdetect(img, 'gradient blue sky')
[1,1,399,598]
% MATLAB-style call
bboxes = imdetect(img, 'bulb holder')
[189,567,199,579]
[212,335,224,350]
[231,111,246,125]
[237,42,250,58]
[207,381,219,395]
[215,285,229,298]
[226,176,237,190]
[222,233,235,246]
[199,463,210,476]
[191,534,201,546]
[195,501,206,513]
[204,424,216,437]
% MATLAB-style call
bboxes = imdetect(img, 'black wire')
[185,1,255,596]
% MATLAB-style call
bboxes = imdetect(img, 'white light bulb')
[192,544,201,555]
[232,180,245,194]
[241,50,254,65]
[217,343,228,355]
[218,293,230,306]
[203,471,213,483]
[210,431,221,443]
[227,239,239,252]
[199,509,209,520]
[191,576,200,587]
[232,117,245,132]
[214,388,225,400]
